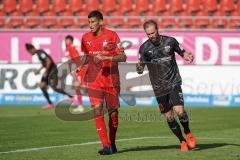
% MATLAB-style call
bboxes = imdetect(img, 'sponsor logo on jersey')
[151,56,172,62]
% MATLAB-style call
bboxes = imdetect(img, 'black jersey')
[35,49,57,69]
[139,35,185,92]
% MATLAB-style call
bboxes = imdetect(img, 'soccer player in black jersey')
[136,20,196,152]
[25,43,74,109]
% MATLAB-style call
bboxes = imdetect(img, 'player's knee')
[165,112,175,122]
[174,105,185,116]
[176,109,185,117]
[178,111,185,118]
[166,115,175,122]
[109,109,118,128]
[51,86,58,91]
[74,80,80,86]
[93,106,104,117]
[164,109,173,119]
[111,120,118,128]
[108,108,118,115]
[178,111,188,122]
[39,83,46,89]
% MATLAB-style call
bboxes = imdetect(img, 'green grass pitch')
[0,106,240,160]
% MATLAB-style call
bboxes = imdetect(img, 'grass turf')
[0,106,240,160]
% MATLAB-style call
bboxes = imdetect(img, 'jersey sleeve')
[173,38,185,57]
[69,46,79,58]
[112,32,124,54]
[139,45,148,63]
[81,36,88,54]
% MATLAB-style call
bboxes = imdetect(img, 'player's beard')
[150,34,160,44]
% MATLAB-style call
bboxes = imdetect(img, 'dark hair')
[65,35,74,42]
[25,43,35,50]
[88,10,103,20]
[143,20,158,30]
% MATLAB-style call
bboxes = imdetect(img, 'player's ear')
[99,19,103,26]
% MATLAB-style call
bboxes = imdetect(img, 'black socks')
[167,117,186,142]
[178,112,191,134]
[40,87,52,104]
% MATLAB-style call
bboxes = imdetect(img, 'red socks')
[75,89,82,105]
[109,112,118,145]
[94,116,109,147]
[77,95,82,105]
[94,111,118,147]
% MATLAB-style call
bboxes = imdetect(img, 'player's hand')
[183,52,194,63]
[136,62,144,74]
[72,68,80,76]
[34,69,41,75]
[71,71,76,76]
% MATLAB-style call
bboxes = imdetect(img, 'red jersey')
[81,28,122,88]
[66,44,87,84]
[66,44,81,65]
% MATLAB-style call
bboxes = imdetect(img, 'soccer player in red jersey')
[65,35,85,113]
[81,10,127,155]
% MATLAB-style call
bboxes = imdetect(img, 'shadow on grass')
[118,143,240,153]
[194,143,240,151]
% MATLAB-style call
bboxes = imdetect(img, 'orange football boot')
[186,133,196,149]
[181,141,189,152]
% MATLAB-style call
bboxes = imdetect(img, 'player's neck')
[93,27,103,37]
[32,49,37,54]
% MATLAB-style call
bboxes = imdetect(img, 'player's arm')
[173,38,194,63]
[34,66,44,75]
[111,50,127,62]
[136,46,146,74]
[80,55,89,65]
[96,51,127,62]
[80,37,90,65]
[68,47,86,75]
[136,53,145,74]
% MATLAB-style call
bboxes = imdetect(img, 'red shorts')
[87,86,120,108]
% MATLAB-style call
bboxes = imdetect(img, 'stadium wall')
[0,31,240,107]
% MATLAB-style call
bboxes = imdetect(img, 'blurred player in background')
[81,10,126,155]
[136,20,196,152]
[25,43,74,109]
[65,35,85,113]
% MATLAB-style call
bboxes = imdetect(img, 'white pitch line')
[0,136,235,155]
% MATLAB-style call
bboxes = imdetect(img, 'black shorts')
[155,85,184,113]
[41,68,58,88]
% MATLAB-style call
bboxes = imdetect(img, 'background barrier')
[0,31,240,107]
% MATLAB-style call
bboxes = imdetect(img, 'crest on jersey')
[164,46,171,52]
[103,41,117,51]
[103,40,108,48]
